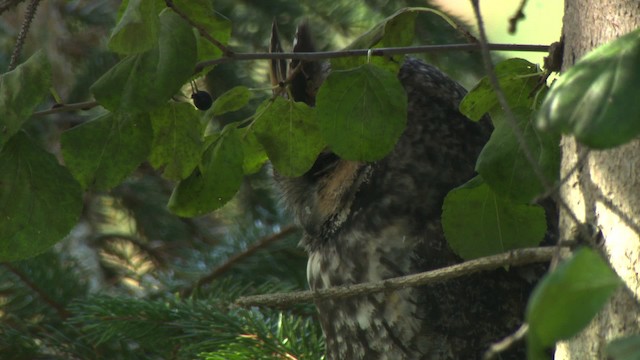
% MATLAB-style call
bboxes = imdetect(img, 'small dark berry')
[191,90,213,110]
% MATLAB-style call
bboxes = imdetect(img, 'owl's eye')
[191,90,213,110]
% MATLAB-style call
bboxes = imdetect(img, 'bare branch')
[484,323,529,359]
[235,246,559,308]
[164,0,232,57]
[508,0,529,34]
[195,43,550,72]
[181,226,299,297]
[8,0,41,71]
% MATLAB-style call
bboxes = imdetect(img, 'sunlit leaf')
[460,58,542,121]
[168,127,243,216]
[92,10,197,112]
[61,112,152,190]
[526,248,621,356]
[316,64,406,161]
[0,132,82,261]
[537,28,640,148]
[442,176,546,260]
[239,127,268,175]
[253,97,324,177]
[149,102,204,180]
[0,51,51,149]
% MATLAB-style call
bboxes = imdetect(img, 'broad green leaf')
[606,335,640,360]
[61,112,152,190]
[108,0,160,54]
[526,248,621,356]
[239,127,268,175]
[460,58,542,121]
[173,0,231,64]
[0,132,82,261]
[442,176,546,260]
[149,102,204,180]
[537,28,640,148]
[0,51,51,149]
[253,97,324,177]
[211,86,252,116]
[91,10,197,112]
[168,127,243,216]
[316,64,407,161]
[331,7,455,72]
[476,107,560,202]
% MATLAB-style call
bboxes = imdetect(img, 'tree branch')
[164,0,232,57]
[8,0,41,71]
[508,0,529,34]
[195,43,550,72]
[181,225,299,297]
[483,323,529,359]
[235,246,559,308]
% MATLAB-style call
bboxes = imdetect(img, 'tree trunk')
[556,1,640,358]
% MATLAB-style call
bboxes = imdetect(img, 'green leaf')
[316,64,407,161]
[91,10,197,112]
[526,248,621,355]
[331,7,455,72]
[606,335,640,360]
[332,8,417,72]
[537,28,640,148]
[442,176,546,260]
[168,127,243,216]
[239,127,268,175]
[476,107,560,202]
[0,132,82,261]
[211,86,252,116]
[253,97,324,177]
[61,112,152,190]
[149,102,204,180]
[173,0,231,64]
[0,51,51,149]
[460,58,542,121]
[108,0,160,54]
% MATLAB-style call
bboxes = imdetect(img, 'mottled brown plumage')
[272,25,535,359]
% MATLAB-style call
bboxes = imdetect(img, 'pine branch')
[181,226,299,297]
[1,262,71,319]
[235,246,561,308]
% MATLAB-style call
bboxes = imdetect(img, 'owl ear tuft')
[269,20,287,92]
[290,22,322,106]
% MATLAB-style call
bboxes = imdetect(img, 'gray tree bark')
[556,1,640,358]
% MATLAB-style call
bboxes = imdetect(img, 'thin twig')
[2,262,71,319]
[235,246,560,308]
[33,100,99,116]
[181,226,299,297]
[195,43,550,72]
[484,323,529,359]
[508,0,529,34]
[164,0,232,57]
[469,1,587,250]
[8,0,41,70]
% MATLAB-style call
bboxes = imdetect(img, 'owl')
[272,24,535,360]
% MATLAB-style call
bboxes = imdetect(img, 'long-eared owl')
[272,23,536,360]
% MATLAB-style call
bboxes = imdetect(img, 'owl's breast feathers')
[276,58,533,359]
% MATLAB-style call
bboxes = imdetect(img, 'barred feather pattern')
[276,58,534,359]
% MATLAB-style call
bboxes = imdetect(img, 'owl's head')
[269,23,368,246]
